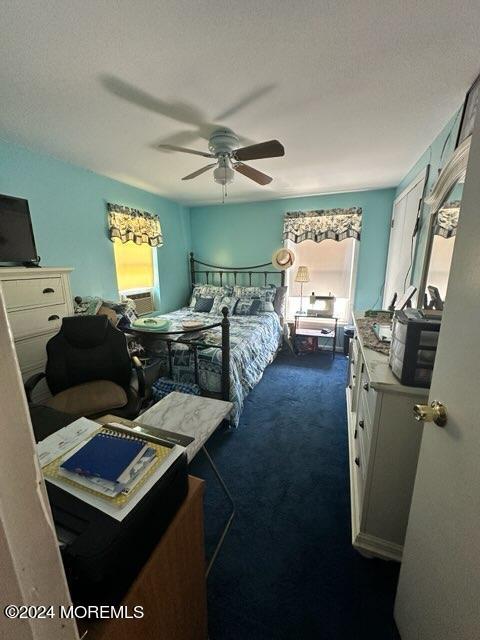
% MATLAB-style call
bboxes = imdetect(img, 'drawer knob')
[363,382,369,392]
[352,374,356,379]
[354,456,360,467]
[359,419,365,429]
[43,287,55,294]
[348,384,352,390]
[48,314,60,321]
[354,428,358,439]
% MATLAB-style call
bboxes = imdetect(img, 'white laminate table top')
[137,392,233,461]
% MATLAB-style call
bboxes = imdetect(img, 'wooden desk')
[81,476,207,640]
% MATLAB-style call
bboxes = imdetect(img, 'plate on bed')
[132,316,172,332]
[182,320,205,331]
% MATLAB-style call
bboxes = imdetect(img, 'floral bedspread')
[137,308,283,425]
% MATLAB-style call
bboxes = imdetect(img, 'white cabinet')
[0,267,74,403]
[346,314,428,561]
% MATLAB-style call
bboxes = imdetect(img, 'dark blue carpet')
[190,351,400,640]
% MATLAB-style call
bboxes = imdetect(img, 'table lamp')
[295,266,310,313]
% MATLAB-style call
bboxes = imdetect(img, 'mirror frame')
[417,135,471,308]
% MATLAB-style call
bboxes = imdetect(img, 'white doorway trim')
[0,284,78,640]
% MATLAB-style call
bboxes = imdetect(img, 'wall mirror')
[418,135,471,309]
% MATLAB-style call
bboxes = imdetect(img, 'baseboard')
[345,387,402,563]
[352,530,403,562]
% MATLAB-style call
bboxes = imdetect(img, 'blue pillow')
[234,297,262,315]
[194,296,214,312]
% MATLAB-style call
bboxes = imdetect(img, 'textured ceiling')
[1,0,480,205]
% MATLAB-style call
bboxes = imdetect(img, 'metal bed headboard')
[189,252,285,289]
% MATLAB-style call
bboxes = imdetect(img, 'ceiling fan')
[158,127,284,188]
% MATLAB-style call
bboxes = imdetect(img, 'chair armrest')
[131,356,146,399]
[24,372,46,404]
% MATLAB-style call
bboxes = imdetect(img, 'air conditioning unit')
[126,290,155,316]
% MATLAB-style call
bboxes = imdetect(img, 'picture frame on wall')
[456,73,480,147]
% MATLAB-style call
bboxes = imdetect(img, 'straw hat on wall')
[271,247,295,270]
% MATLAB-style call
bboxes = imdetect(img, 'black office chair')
[25,315,147,419]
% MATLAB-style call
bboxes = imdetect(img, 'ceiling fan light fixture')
[213,156,235,185]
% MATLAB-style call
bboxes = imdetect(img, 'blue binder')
[61,432,145,483]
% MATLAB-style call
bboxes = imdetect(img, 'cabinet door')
[383,169,427,307]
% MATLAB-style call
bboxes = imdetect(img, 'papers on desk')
[37,417,185,522]
[37,417,98,468]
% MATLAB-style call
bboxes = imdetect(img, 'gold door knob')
[413,401,447,427]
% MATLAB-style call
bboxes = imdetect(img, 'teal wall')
[1,105,463,317]
[0,139,192,312]
[190,189,396,311]
[395,109,462,290]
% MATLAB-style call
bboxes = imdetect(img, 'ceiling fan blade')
[157,144,214,158]
[233,140,284,161]
[234,162,272,185]
[181,163,217,181]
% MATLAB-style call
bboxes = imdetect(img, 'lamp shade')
[295,266,310,283]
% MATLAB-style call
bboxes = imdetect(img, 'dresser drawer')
[9,304,68,339]
[360,369,378,424]
[355,395,369,473]
[358,391,373,448]
[2,276,65,310]
[352,436,365,506]
[15,332,55,372]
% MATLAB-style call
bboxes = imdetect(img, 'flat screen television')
[0,194,39,265]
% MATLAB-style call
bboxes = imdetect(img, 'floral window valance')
[434,201,460,239]
[283,207,362,244]
[107,203,163,247]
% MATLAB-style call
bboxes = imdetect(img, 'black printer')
[31,406,189,606]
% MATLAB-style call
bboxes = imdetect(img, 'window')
[113,239,155,293]
[286,238,357,323]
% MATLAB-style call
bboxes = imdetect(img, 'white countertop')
[354,313,428,398]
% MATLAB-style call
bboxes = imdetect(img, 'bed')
[132,253,285,425]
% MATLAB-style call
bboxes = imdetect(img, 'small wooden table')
[80,476,207,640]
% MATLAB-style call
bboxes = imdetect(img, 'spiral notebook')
[61,431,148,484]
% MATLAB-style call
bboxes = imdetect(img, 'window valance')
[434,201,460,239]
[283,207,362,244]
[107,203,163,247]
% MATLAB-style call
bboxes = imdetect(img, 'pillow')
[273,286,288,317]
[189,284,233,308]
[215,295,238,315]
[234,297,262,316]
[194,296,214,312]
[210,294,225,315]
[233,285,277,312]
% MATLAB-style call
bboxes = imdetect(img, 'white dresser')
[0,267,74,403]
[346,314,428,561]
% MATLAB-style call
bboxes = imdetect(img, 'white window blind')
[286,238,357,322]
